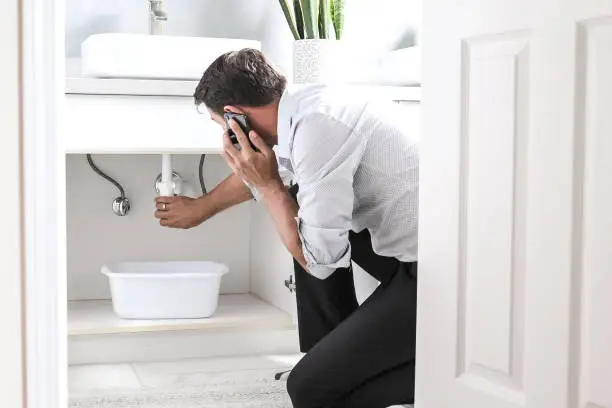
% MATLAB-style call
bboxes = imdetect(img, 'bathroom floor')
[69,354,303,408]
[69,354,304,392]
[69,354,414,408]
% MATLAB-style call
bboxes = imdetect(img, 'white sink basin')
[81,34,261,80]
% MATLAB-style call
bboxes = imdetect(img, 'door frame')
[19,1,425,407]
[22,0,67,406]
[2,0,26,406]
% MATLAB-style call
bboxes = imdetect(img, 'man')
[155,49,418,408]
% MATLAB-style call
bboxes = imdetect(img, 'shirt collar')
[276,87,296,159]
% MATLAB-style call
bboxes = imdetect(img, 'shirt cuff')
[242,180,261,201]
[296,217,351,280]
[307,264,337,280]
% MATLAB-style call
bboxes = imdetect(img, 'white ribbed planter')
[293,39,346,84]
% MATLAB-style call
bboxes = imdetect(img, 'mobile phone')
[224,112,257,150]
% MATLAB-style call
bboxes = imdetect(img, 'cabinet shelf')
[68,294,295,336]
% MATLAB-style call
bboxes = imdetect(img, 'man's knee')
[286,365,320,408]
[286,368,306,407]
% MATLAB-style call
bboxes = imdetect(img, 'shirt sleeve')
[291,113,365,280]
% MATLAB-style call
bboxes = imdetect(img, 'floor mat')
[70,368,292,408]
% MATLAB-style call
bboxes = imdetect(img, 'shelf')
[68,294,295,336]
[66,76,421,101]
[66,77,199,97]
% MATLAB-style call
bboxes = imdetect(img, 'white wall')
[66,153,252,300]
[261,0,421,81]
[343,0,421,50]
[65,0,271,57]
[66,0,421,76]
[0,0,24,405]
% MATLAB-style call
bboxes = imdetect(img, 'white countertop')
[66,76,421,101]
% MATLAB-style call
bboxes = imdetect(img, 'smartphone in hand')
[223,112,258,151]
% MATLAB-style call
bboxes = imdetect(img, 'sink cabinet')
[65,78,421,364]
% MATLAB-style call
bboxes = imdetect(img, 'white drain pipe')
[158,154,174,196]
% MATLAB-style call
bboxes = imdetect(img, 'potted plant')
[278,0,346,83]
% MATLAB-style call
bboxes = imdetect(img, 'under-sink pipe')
[86,154,131,216]
[158,154,174,196]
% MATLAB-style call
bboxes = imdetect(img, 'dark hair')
[194,48,287,115]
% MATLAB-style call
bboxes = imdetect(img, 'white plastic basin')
[102,261,228,319]
[81,34,262,80]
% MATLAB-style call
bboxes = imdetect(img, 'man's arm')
[223,115,357,279]
[280,114,357,279]
[207,172,255,213]
[155,173,253,229]
[259,181,308,270]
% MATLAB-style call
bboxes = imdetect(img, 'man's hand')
[222,119,283,191]
[155,196,213,229]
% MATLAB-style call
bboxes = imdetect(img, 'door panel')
[460,33,529,389]
[575,17,612,408]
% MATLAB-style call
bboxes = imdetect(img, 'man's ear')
[223,105,245,115]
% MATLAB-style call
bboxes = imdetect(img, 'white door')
[418,0,612,407]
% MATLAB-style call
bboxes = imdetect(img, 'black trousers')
[287,185,417,408]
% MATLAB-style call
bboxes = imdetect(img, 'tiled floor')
[69,354,303,395]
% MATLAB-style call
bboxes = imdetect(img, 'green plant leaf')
[279,0,300,40]
[301,0,318,39]
[331,0,344,40]
[330,0,335,35]
[294,0,305,39]
[318,0,330,39]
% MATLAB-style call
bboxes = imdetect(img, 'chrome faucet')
[148,0,167,35]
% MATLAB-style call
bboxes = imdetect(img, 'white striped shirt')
[273,84,419,279]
